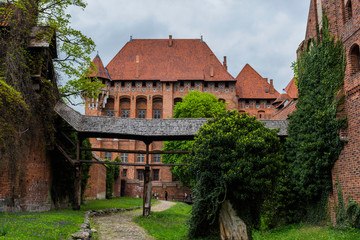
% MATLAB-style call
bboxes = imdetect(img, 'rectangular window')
[153,169,159,181]
[106,110,114,116]
[142,81,146,87]
[154,154,161,163]
[215,82,219,88]
[122,109,130,118]
[204,82,208,88]
[225,82,229,88]
[121,81,125,87]
[138,169,144,180]
[122,169,127,177]
[153,81,157,87]
[153,109,161,119]
[104,152,111,160]
[138,110,146,118]
[121,153,128,163]
[132,81,135,87]
[138,154,145,163]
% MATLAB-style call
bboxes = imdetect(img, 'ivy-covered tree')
[162,90,227,187]
[286,14,346,212]
[188,111,282,239]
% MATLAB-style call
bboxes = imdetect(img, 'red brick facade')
[301,0,360,213]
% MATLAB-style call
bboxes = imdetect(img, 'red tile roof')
[284,78,298,99]
[89,54,109,79]
[271,100,297,120]
[105,38,235,82]
[235,64,279,99]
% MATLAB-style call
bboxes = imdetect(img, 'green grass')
[253,224,360,240]
[0,210,84,240]
[81,196,146,211]
[134,202,194,240]
[0,197,149,240]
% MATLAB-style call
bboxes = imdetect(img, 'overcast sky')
[69,0,309,93]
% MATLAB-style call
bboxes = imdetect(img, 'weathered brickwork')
[0,130,52,212]
[84,164,106,200]
[303,0,360,216]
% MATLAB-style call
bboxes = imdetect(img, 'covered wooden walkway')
[54,101,289,216]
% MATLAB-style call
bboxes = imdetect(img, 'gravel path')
[93,200,176,240]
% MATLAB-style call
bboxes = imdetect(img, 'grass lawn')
[253,224,360,240]
[135,203,360,240]
[134,202,193,240]
[0,197,149,240]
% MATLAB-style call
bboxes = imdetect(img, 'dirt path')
[93,200,176,240]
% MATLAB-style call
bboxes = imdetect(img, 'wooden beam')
[59,131,76,147]
[80,147,189,155]
[54,142,75,166]
[78,160,186,167]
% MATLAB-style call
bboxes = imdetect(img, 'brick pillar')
[130,96,136,118]
[114,94,120,117]
[147,95,153,119]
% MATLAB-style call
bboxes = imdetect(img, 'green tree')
[162,91,227,187]
[286,14,346,219]
[188,111,282,239]
[0,0,104,104]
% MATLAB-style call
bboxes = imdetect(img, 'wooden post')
[143,142,152,216]
[72,135,82,210]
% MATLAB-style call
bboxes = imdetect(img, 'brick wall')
[0,128,52,212]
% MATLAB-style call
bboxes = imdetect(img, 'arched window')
[136,97,147,118]
[104,98,114,116]
[345,0,353,22]
[120,97,130,118]
[173,98,182,110]
[350,44,360,75]
[153,97,163,119]
[219,98,226,103]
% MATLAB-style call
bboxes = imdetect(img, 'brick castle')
[84,36,285,200]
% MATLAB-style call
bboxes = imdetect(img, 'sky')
[68,0,310,96]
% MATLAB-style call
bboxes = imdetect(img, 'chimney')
[168,35,173,47]
[135,55,140,78]
[264,78,268,83]
[223,56,227,70]
[269,79,275,94]
[210,54,214,77]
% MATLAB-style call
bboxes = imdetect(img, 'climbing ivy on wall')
[105,157,120,199]
[285,14,346,219]
[0,79,29,150]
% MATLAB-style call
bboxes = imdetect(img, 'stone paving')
[93,200,176,240]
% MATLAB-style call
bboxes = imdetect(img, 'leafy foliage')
[0,79,29,149]
[0,0,104,103]
[285,14,346,210]
[162,91,227,187]
[188,111,282,239]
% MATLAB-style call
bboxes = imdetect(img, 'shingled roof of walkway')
[55,101,289,142]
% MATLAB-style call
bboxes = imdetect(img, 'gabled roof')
[235,64,279,99]
[105,38,235,82]
[89,54,109,79]
[271,100,297,120]
[284,78,298,99]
